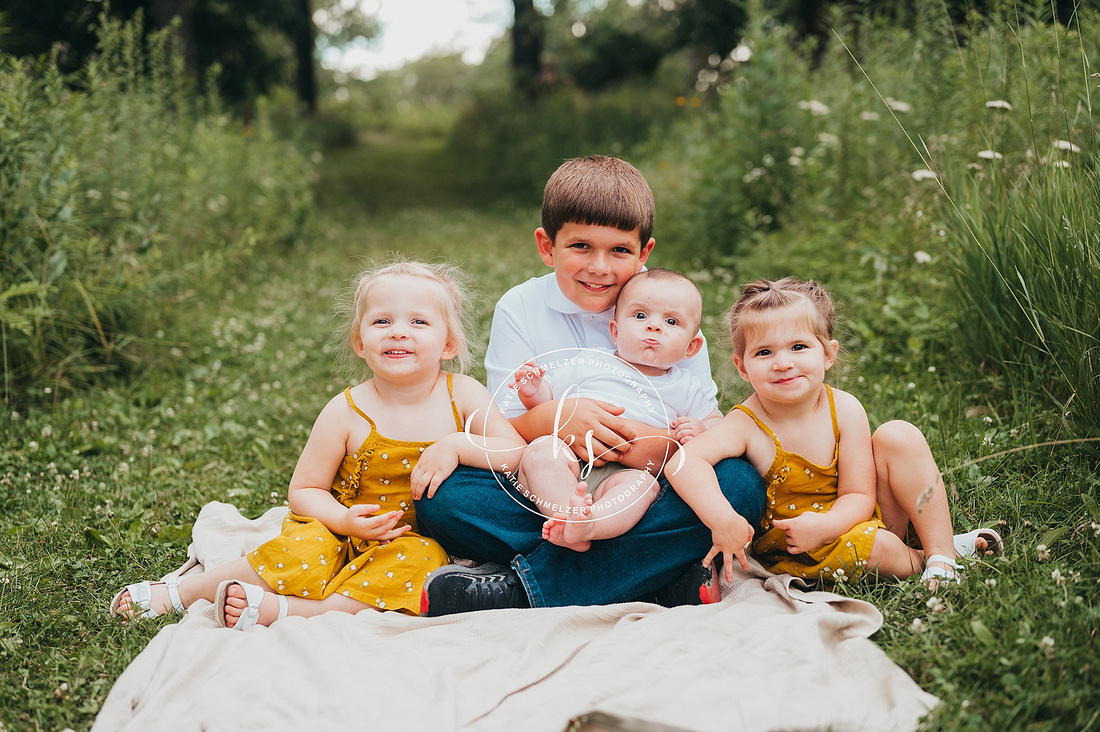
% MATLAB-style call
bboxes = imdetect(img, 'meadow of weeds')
[2,3,1099,731]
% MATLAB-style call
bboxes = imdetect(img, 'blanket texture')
[94,502,937,731]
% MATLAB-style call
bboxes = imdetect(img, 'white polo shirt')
[485,272,719,419]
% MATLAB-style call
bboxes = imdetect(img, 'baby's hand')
[772,513,834,555]
[511,361,546,400]
[411,441,460,499]
[671,416,707,444]
[341,503,411,543]
[704,512,754,582]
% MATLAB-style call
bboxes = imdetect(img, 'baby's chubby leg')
[516,434,584,519]
[543,469,659,551]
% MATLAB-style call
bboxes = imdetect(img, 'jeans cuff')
[511,555,544,608]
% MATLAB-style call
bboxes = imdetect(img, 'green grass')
[2,125,1098,732]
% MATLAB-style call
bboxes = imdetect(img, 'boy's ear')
[535,228,555,267]
[684,333,704,359]
[637,237,655,268]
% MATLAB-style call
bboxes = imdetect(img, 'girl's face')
[353,275,457,383]
[732,304,839,406]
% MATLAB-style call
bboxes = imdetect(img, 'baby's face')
[610,279,702,376]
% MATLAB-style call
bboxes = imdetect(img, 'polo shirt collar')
[542,273,614,318]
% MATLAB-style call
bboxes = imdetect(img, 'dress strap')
[343,387,377,430]
[824,385,840,442]
[446,373,463,431]
[733,404,781,449]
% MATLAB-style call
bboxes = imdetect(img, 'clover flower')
[911,169,937,181]
[977,150,1003,160]
[798,100,830,116]
[1037,544,1050,561]
[860,111,880,121]
[985,99,1013,110]
[1052,139,1081,153]
[914,250,932,263]
[885,98,912,113]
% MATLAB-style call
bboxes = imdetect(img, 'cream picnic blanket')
[94,502,937,732]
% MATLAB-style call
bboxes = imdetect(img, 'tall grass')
[0,13,313,403]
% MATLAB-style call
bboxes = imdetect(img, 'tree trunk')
[291,0,318,114]
[149,0,197,75]
[511,0,543,100]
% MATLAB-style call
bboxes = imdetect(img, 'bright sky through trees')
[323,0,513,79]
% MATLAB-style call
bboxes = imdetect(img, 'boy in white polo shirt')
[416,155,764,614]
[511,268,722,552]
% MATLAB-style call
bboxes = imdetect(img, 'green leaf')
[1082,493,1100,522]
[1039,526,1068,547]
[971,619,995,646]
[82,527,113,548]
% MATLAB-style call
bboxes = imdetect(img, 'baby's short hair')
[617,268,703,333]
[542,155,655,245]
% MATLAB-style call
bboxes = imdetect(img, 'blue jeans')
[414,458,764,607]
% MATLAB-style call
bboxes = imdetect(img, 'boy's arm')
[509,398,634,465]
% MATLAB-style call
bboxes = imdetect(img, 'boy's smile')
[536,222,654,313]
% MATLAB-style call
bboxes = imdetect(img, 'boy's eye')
[612,246,633,254]
[568,242,590,250]
[631,311,647,320]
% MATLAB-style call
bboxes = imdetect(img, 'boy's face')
[535,222,654,313]
[610,278,703,375]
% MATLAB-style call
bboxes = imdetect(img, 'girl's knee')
[872,420,928,458]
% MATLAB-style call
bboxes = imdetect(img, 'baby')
[512,269,721,551]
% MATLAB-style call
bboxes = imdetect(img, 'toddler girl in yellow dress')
[112,261,526,628]
[665,278,1001,586]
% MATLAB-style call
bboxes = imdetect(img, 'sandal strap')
[165,574,185,614]
[275,594,289,623]
[925,554,958,569]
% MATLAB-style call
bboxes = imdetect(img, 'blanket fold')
[94,501,936,732]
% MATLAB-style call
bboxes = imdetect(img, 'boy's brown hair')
[542,155,655,245]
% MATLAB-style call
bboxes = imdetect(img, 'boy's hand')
[703,512,754,582]
[340,504,412,543]
[554,397,634,465]
[671,416,707,444]
[772,513,834,555]
[411,441,460,499]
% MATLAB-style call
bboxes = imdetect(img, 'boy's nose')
[587,254,611,274]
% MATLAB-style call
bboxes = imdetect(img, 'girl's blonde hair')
[335,260,471,381]
[727,278,836,357]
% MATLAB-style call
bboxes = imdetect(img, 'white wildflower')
[985,99,1013,110]
[907,382,916,389]
[984,578,997,588]
[1052,160,1071,169]
[1052,569,1065,587]
[913,250,932,264]
[798,100,831,116]
[1039,636,1055,654]
[977,150,1003,160]
[928,366,936,372]
[910,618,926,633]
[1091,521,1100,537]
[1037,544,1050,561]
[911,169,937,181]
[788,156,802,167]
[860,111,880,121]
[1052,139,1080,153]
[926,596,945,613]
[790,147,805,157]
[816,132,838,146]
[86,189,102,200]
[885,98,912,113]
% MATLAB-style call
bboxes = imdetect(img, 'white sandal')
[110,574,186,619]
[920,554,960,585]
[214,580,288,631]
[954,527,1003,558]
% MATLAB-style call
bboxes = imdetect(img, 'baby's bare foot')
[542,482,593,551]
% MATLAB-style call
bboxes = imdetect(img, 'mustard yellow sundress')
[738,385,887,583]
[247,379,453,613]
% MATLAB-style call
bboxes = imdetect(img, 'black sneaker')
[651,560,722,608]
[420,563,530,616]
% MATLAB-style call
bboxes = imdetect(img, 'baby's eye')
[664,317,679,327]
[631,311,647,320]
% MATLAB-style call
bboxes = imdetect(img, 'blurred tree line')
[0,0,377,113]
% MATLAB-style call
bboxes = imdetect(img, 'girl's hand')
[511,361,546,400]
[671,416,707,444]
[341,504,412,543]
[411,441,460,499]
[772,513,834,555]
[703,512,754,582]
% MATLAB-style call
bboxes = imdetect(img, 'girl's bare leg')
[114,556,267,617]
[872,420,958,578]
[221,584,372,627]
